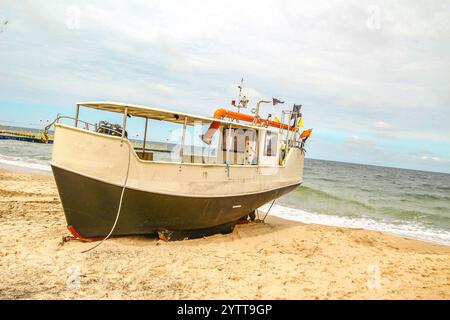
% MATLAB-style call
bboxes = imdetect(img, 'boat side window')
[222,128,244,154]
[135,118,184,162]
[222,128,257,165]
[264,131,277,157]
[183,121,219,164]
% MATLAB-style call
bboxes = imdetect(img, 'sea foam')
[0,154,51,172]
[259,203,450,246]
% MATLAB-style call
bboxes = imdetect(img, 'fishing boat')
[49,92,312,240]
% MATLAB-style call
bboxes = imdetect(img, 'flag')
[272,98,284,105]
[300,128,312,140]
[291,104,302,121]
[292,104,301,114]
[298,117,304,127]
[274,116,280,123]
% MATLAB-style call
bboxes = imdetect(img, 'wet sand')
[0,168,449,299]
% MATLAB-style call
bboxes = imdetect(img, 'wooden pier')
[0,129,54,144]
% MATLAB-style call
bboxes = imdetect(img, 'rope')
[41,114,132,253]
[81,144,131,253]
[262,199,276,222]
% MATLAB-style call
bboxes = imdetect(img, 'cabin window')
[222,128,257,152]
[183,121,219,164]
[222,128,257,165]
[264,131,278,157]
[130,117,220,164]
[222,128,243,153]
[134,118,184,162]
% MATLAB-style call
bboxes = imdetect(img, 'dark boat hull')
[52,165,299,238]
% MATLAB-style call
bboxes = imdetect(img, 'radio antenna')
[238,78,243,101]
[237,78,244,114]
[233,77,249,115]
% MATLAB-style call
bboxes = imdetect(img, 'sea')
[1,137,449,246]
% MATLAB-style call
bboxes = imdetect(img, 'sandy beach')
[0,167,449,300]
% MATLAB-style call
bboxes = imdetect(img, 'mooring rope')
[42,115,131,253]
[262,199,276,222]
[81,145,131,253]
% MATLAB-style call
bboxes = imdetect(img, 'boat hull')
[52,165,300,238]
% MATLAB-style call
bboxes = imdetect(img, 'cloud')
[373,121,392,130]
[0,0,449,172]
[419,155,441,162]
[348,135,376,147]
[413,149,449,164]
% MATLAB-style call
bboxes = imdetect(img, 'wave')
[293,186,376,211]
[400,192,450,201]
[259,203,450,246]
[295,186,343,201]
[0,154,51,172]
[293,185,450,219]
[299,185,450,205]
[317,177,339,183]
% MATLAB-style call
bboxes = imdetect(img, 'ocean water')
[1,139,449,245]
[262,159,450,245]
[0,139,53,172]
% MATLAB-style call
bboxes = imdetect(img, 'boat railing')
[53,115,188,162]
[52,113,302,166]
[278,110,303,164]
[52,115,126,137]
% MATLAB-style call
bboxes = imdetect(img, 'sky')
[0,0,449,173]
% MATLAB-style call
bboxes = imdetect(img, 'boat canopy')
[77,101,266,131]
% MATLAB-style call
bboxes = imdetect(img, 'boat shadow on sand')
[63,216,300,247]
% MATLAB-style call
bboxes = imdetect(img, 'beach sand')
[0,168,449,299]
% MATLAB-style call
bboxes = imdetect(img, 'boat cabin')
[62,101,302,168]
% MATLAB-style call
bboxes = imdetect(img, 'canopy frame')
[75,101,273,131]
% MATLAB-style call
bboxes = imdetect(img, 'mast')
[232,78,249,120]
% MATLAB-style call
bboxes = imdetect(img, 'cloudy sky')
[0,0,449,173]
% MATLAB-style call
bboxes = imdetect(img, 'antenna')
[238,77,243,102]
[232,77,249,116]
